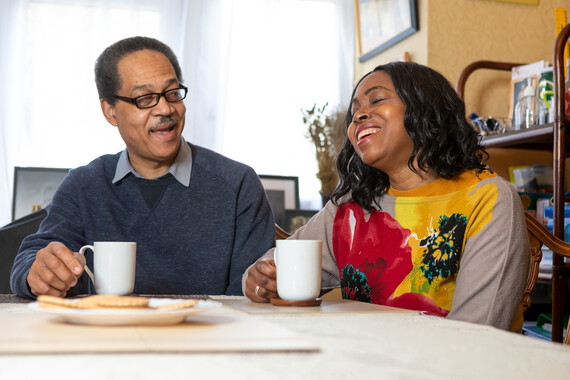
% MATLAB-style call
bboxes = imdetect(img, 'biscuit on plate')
[154,300,199,310]
[37,295,74,308]
[37,294,150,309]
[74,294,149,309]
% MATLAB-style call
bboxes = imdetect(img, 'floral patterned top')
[333,170,500,317]
[245,170,530,331]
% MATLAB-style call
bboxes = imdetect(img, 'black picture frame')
[12,167,70,221]
[355,0,419,62]
[259,175,300,228]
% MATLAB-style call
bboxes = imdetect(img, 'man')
[10,36,275,298]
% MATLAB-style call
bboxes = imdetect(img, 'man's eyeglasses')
[114,85,188,109]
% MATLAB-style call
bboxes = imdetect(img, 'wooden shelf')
[457,22,570,342]
[481,120,570,151]
[482,124,555,150]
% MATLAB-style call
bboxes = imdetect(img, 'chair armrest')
[525,212,570,258]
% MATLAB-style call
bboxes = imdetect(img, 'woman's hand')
[245,258,278,302]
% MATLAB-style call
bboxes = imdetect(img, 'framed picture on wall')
[12,167,70,221]
[284,209,319,234]
[355,0,419,62]
[259,175,300,228]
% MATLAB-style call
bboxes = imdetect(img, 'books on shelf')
[540,248,553,273]
[535,202,570,265]
[535,197,551,225]
[541,204,570,238]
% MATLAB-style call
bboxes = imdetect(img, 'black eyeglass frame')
[114,85,188,109]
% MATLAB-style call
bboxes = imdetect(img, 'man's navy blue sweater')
[11,143,275,298]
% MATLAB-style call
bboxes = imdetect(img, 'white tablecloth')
[0,296,569,380]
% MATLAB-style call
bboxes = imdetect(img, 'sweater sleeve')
[241,199,341,294]
[226,168,276,295]
[447,179,530,330]
[10,170,87,298]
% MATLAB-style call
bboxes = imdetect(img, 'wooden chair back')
[275,224,291,240]
[523,212,570,344]
[523,212,545,314]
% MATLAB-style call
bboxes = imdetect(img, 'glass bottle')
[538,67,554,124]
[514,78,539,130]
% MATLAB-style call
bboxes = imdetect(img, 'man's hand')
[244,258,278,302]
[27,241,86,297]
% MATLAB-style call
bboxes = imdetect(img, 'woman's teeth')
[357,128,379,141]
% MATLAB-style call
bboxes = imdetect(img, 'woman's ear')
[100,99,118,126]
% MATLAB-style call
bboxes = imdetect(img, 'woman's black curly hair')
[331,61,488,212]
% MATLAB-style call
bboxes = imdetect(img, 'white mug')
[78,242,136,295]
[274,239,322,301]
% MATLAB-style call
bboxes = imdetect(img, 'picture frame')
[508,60,550,127]
[355,0,419,62]
[259,175,300,228]
[284,209,319,234]
[509,76,538,125]
[12,167,70,221]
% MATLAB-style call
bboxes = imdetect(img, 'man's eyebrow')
[130,78,179,94]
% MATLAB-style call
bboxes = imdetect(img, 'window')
[0,0,354,225]
[17,0,162,169]
[220,1,347,210]
[0,0,179,224]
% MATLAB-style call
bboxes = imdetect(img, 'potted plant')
[302,103,345,206]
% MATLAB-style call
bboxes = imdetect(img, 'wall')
[354,0,428,78]
[354,0,570,185]
[430,0,565,119]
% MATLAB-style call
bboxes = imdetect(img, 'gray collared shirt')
[112,138,192,186]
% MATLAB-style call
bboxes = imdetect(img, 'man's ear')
[100,99,118,126]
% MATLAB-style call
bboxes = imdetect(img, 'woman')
[243,62,529,331]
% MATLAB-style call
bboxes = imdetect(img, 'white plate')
[28,298,222,326]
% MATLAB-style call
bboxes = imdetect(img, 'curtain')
[0,1,20,227]
[0,0,188,226]
[182,0,354,210]
[0,0,354,226]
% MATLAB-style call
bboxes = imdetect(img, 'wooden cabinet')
[456,23,570,342]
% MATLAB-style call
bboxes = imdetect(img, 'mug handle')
[273,247,278,268]
[78,245,96,285]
